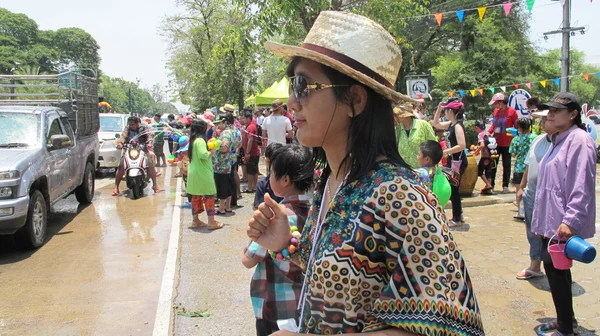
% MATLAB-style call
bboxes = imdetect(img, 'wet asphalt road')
[0,165,178,335]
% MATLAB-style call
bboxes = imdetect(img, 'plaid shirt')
[244,194,311,321]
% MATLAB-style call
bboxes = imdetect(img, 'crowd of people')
[109,10,596,336]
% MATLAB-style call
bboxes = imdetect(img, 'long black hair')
[286,57,408,192]
[188,119,208,162]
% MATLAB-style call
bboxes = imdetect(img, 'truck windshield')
[0,113,40,147]
[100,116,123,132]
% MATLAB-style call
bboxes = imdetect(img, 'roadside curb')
[445,192,515,209]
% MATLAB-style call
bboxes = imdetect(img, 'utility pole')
[543,0,586,92]
[128,87,133,114]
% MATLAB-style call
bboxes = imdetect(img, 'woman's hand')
[269,331,300,336]
[557,223,576,240]
[247,193,292,251]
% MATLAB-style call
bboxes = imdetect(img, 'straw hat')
[220,104,235,113]
[393,105,414,118]
[266,11,415,104]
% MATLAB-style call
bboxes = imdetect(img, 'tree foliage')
[100,75,178,116]
[162,0,261,111]
[0,8,100,74]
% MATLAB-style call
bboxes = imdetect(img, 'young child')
[242,144,313,336]
[473,120,495,195]
[253,142,284,210]
[176,136,191,198]
[415,140,451,206]
[509,117,537,219]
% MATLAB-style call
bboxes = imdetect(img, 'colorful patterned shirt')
[297,162,484,335]
[245,194,311,321]
[395,119,436,168]
[230,126,243,166]
[509,133,537,173]
[213,128,234,174]
[414,166,435,190]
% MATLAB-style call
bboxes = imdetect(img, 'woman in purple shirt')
[531,93,596,336]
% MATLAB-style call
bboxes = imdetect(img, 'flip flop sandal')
[207,221,224,230]
[111,189,120,196]
[448,220,463,228]
[535,320,578,335]
[513,213,525,220]
[516,269,544,280]
[216,210,227,215]
[225,209,233,213]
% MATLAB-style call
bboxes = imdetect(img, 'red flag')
[513,84,519,89]
[583,73,590,81]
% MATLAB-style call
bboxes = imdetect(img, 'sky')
[1,0,599,107]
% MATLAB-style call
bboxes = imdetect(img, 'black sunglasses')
[289,76,347,104]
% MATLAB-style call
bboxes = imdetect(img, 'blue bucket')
[565,236,596,264]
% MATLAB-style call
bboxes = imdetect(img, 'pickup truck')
[0,71,100,248]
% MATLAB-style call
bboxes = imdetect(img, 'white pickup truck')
[0,71,100,248]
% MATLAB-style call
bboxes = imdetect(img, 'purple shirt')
[532,125,597,239]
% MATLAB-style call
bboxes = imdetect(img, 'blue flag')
[459,90,465,97]
[456,10,465,22]
[553,78,560,86]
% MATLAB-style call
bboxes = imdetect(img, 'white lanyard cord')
[297,172,349,331]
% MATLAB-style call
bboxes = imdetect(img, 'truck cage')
[0,70,100,137]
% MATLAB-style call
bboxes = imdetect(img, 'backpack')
[485,135,498,156]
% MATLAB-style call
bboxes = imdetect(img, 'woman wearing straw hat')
[247,11,483,335]
[393,106,436,168]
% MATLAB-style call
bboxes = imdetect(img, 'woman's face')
[546,107,577,131]
[443,109,454,120]
[286,59,353,148]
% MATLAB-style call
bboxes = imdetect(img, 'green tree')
[0,8,100,74]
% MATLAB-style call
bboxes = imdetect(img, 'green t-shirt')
[395,119,436,168]
[186,138,217,196]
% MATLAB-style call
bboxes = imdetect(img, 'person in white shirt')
[262,99,292,146]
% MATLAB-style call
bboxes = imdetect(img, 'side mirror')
[49,134,72,150]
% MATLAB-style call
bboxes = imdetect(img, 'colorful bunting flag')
[583,73,590,81]
[489,88,495,93]
[478,7,487,21]
[470,89,476,96]
[597,72,600,77]
[526,0,535,13]
[540,80,547,88]
[418,93,423,99]
[525,82,532,89]
[514,84,519,89]
[434,13,443,26]
[459,90,465,97]
[553,78,560,86]
[500,86,506,92]
[456,10,464,23]
[503,2,513,16]
[448,90,454,97]
[477,88,484,96]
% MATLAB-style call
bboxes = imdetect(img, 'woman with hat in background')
[432,98,468,227]
[531,93,596,336]
[393,105,436,168]
[247,11,483,335]
[487,93,518,193]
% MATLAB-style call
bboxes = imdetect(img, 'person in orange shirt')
[487,93,518,193]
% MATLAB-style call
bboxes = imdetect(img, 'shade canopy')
[245,77,289,107]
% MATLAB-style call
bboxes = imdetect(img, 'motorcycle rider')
[112,116,160,196]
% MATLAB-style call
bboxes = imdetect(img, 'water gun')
[207,138,222,150]
[506,127,518,137]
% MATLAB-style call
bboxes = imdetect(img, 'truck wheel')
[75,162,95,204]
[16,190,47,249]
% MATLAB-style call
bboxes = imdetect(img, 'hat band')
[301,43,393,89]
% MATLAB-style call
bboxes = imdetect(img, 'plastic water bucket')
[565,236,597,264]
[548,235,572,270]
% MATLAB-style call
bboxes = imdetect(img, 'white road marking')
[153,177,183,336]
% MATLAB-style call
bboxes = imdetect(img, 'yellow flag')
[478,7,487,21]
[477,88,484,96]
[470,89,476,96]
[448,91,454,97]
[540,80,547,88]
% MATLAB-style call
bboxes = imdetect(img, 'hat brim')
[265,41,416,105]
[538,102,569,110]
[532,110,549,117]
